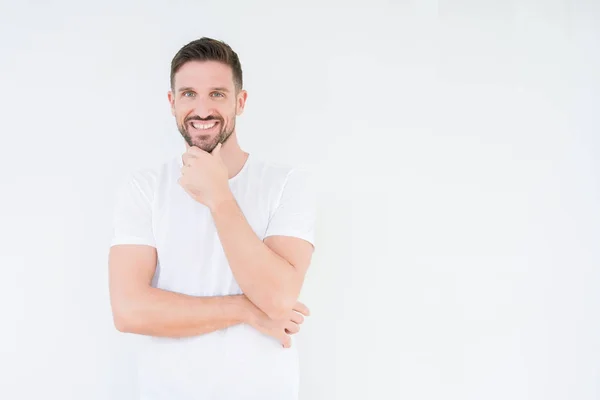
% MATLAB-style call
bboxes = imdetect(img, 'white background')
[1,1,599,399]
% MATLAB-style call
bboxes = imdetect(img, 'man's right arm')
[109,244,254,338]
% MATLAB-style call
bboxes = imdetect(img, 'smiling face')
[168,60,247,152]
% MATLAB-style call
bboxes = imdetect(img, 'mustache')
[185,115,222,123]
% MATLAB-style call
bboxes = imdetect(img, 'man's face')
[168,60,246,153]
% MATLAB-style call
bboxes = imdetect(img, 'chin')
[191,140,218,152]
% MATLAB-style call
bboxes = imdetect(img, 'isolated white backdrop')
[0,1,598,399]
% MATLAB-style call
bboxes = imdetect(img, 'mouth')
[188,120,220,133]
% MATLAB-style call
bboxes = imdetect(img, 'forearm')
[114,288,252,338]
[211,197,300,318]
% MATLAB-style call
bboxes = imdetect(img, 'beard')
[178,114,236,153]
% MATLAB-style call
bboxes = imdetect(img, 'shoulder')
[115,156,176,202]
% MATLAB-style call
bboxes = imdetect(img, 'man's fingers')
[181,153,197,166]
[187,146,205,157]
[281,334,292,348]
[293,301,310,316]
[290,312,304,325]
[285,322,300,334]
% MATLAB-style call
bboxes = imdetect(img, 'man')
[108,37,317,399]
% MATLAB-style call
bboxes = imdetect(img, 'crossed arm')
[109,244,252,338]
[210,197,314,320]
[109,197,314,340]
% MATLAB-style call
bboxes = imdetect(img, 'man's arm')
[210,199,314,320]
[108,244,253,337]
[178,148,317,321]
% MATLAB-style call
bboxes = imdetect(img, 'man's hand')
[249,301,310,348]
[178,143,233,210]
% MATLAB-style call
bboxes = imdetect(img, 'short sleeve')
[264,168,317,248]
[109,171,156,248]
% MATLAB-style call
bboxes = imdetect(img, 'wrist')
[237,294,259,326]
[209,188,236,214]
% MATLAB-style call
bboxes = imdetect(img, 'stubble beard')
[178,116,236,153]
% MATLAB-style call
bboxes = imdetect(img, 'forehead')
[173,60,234,90]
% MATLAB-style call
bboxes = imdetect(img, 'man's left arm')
[210,169,317,320]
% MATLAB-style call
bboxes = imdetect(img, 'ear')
[236,90,248,116]
[168,90,176,116]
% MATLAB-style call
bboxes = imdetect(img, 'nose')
[192,96,216,119]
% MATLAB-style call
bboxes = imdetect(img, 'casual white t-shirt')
[110,153,317,400]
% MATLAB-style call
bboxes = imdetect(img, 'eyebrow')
[178,86,230,93]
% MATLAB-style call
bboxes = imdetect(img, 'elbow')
[114,320,129,333]
[113,313,132,333]
[112,310,132,333]
[111,301,140,333]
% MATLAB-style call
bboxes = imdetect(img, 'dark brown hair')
[170,37,243,93]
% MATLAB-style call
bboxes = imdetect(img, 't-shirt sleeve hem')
[110,236,156,248]
[263,231,315,248]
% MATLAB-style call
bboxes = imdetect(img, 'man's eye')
[183,91,195,97]
[211,92,224,98]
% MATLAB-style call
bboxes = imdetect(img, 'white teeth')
[191,121,217,130]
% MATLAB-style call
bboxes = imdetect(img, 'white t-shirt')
[110,153,317,400]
